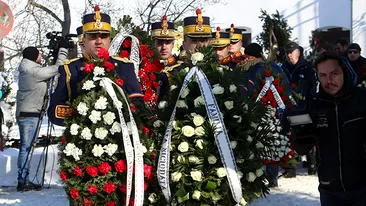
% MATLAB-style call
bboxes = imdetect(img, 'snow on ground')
[0,147,320,206]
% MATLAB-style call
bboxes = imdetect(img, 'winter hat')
[22,47,39,62]
[245,43,263,58]
[347,43,361,52]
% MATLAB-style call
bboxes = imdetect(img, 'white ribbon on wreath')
[94,77,144,206]
[109,25,140,80]
[256,76,286,110]
[157,67,244,205]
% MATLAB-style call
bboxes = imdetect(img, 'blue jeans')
[319,186,366,206]
[266,165,279,183]
[16,116,39,183]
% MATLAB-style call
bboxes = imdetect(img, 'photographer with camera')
[16,40,69,191]
[286,51,366,205]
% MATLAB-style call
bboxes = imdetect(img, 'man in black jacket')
[288,51,366,206]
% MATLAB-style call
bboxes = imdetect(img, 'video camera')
[46,31,77,51]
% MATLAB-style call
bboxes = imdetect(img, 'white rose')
[194,96,205,108]
[229,84,237,93]
[189,155,201,164]
[103,112,116,125]
[208,155,217,164]
[281,140,288,146]
[240,198,247,206]
[158,101,168,109]
[178,142,189,152]
[216,167,226,177]
[153,120,163,127]
[77,102,89,116]
[193,115,205,126]
[94,96,108,110]
[177,100,188,108]
[148,193,157,203]
[92,144,104,157]
[95,127,108,140]
[212,84,225,95]
[250,122,258,129]
[177,26,183,33]
[247,135,253,142]
[255,169,264,177]
[233,115,242,123]
[191,52,204,65]
[195,139,204,149]
[177,155,185,163]
[181,88,190,98]
[114,100,123,109]
[172,121,180,130]
[171,172,182,182]
[274,140,280,146]
[192,190,201,200]
[217,67,224,74]
[256,142,264,148]
[103,143,118,156]
[182,125,195,137]
[246,172,257,182]
[70,124,80,135]
[140,144,147,153]
[93,66,105,76]
[110,121,121,134]
[238,171,243,179]
[82,80,96,90]
[224,101,234,110]
[195,126,205,136]
[170,85,178,91]
[231,141,237,149]
[89,110,101,124]
[81,127,93,140]
[63,143,76,157]
[249,153,255,160]
[71,147,82,161]
[190,170,202,181]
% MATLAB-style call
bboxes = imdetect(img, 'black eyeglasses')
[347,50,359,54]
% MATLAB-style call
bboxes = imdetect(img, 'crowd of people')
[14,6,366,206]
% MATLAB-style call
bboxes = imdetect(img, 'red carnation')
[282,155,290,162]
[122,40,132,49]
[106,201,115,206]
[120,50,130,58]
[276,86,283,94]
[288,150,295,156]
[153,81,159,90]
[265,71,271,77]
[273,78,279,85]
[262,159,269,164]
[70,188,80,199]
[88,185,98,195]
[142,126,150,136]
[115,160,127,173]
[60,171,67,182]
[103,182,116,194]
[119,183,127,194]
[98,162,111,175]
[98,48,110,61]
[84,198,93,206]
[104,61,115,72]
[86,166,98,177]
[115,78,124,87]
[73,165,82,177]
[130,104,136,112]
[84,63,95,73]
[124,198,135,206]
[151,149,156,160]
[291,83,297,89]
[67,109,76,117]
[60,136,66,145]
[144,181,148,190]
[136,26,141,30]
[144,164,153,181]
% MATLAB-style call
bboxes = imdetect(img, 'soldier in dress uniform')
[48,6,142,126]
[181,9,211,59]
[76,26,86,57]
[210,27,236,69]
[226,24,244,55]
[151,16,183,102]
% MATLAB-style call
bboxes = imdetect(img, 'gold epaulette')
[220,55,232,65]
[112,56,133,63]
[162,61,182,73]
[237,55,257,71]
[62,58,80,65]
[233,51,242,59]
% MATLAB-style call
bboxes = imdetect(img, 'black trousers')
[319,186,366,206]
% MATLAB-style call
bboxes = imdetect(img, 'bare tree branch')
[172,0,196,22]
[164,0,174,16]
[146,0,162,33]
[28,0,63,26]
[61,0,71,35]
